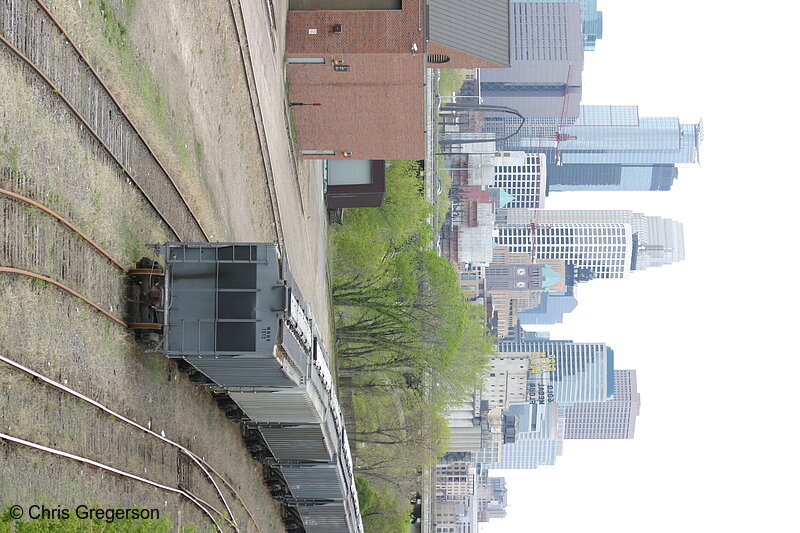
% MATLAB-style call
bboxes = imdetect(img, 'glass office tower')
[497,340,615,403]
[513,0,603,51]
[484,402,566,469]
[495,209,686,275]
[563,369,641,439]
[558,118,703,165]
[485,106,702,191]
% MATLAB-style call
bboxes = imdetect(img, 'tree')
[328,159,493,529]
[353,477,412,533]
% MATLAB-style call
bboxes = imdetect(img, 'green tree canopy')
[330,160,494,533]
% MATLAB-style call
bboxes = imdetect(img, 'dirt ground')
[1,0,331,530]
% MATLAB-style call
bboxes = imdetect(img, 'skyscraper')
[516,290,578,325]
[498,339,615,404]
[557,109,702,165]
[495,221,634,279]
[485,247,567,336]
[479,1,585,120]
[434,461,476,502]
[485,105,703,192]
[494,209,686,278]
[563,369,641,439]
[484,402,565,469]
[476,471,508,522]
[492,106,702,163]
[484,339,615,469]
[514,0,603,51]
[482,354,530,409]
[492,152,547,209]
[546,162,678,192]
[576,0,603,51]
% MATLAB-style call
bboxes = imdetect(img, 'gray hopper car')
[130,242,363,533]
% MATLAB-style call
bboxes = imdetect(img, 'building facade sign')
[531,383,555,404]
[529,352,557,374]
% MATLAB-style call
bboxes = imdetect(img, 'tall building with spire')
[485,105,703,192]
[563,369,641,439]
[495,220,634,280]
[554,107,702,166]
[485,246,567,335]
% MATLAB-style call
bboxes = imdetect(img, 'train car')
[251,335,362,533]
[130,242,363,533]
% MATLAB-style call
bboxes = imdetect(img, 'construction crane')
[526,62,576,166]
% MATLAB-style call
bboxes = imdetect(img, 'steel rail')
[0,271,267,532]
[0,187,261,531]
[0,267,129,327]
[0,431,224,533]
[0,3,269,530]
[0,354,238,530]
[0,32,181,242]
[0,187,128,272]
[0,4,207,242]
[29,0,209,242]
[0,353,265,533]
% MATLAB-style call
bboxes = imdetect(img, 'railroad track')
[0,188,128,322]
[0,0,208,243]
[0,432,226,532]
[0,354,263,533]
[0,188,264,533]
[0,2,292,530]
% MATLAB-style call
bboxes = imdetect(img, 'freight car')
[128,242,363,533]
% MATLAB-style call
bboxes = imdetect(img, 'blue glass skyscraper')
[557,113,703,165]
[517,291,578,325]
[483,402,565,469]
[497,339,615,403]
[486,106,703,191]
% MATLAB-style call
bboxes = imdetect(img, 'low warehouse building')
[286,0,510,160]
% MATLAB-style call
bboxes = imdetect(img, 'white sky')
[480,1,800,531]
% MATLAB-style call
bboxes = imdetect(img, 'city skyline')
[440,1,698,523]
[480,0,799,532]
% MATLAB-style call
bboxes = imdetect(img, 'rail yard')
[0,0,335,531]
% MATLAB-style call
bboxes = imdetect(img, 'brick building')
[286,0,510,160]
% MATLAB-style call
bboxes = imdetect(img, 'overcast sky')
[480,1,800,531]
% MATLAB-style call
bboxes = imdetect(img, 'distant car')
[436,177,443,195]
